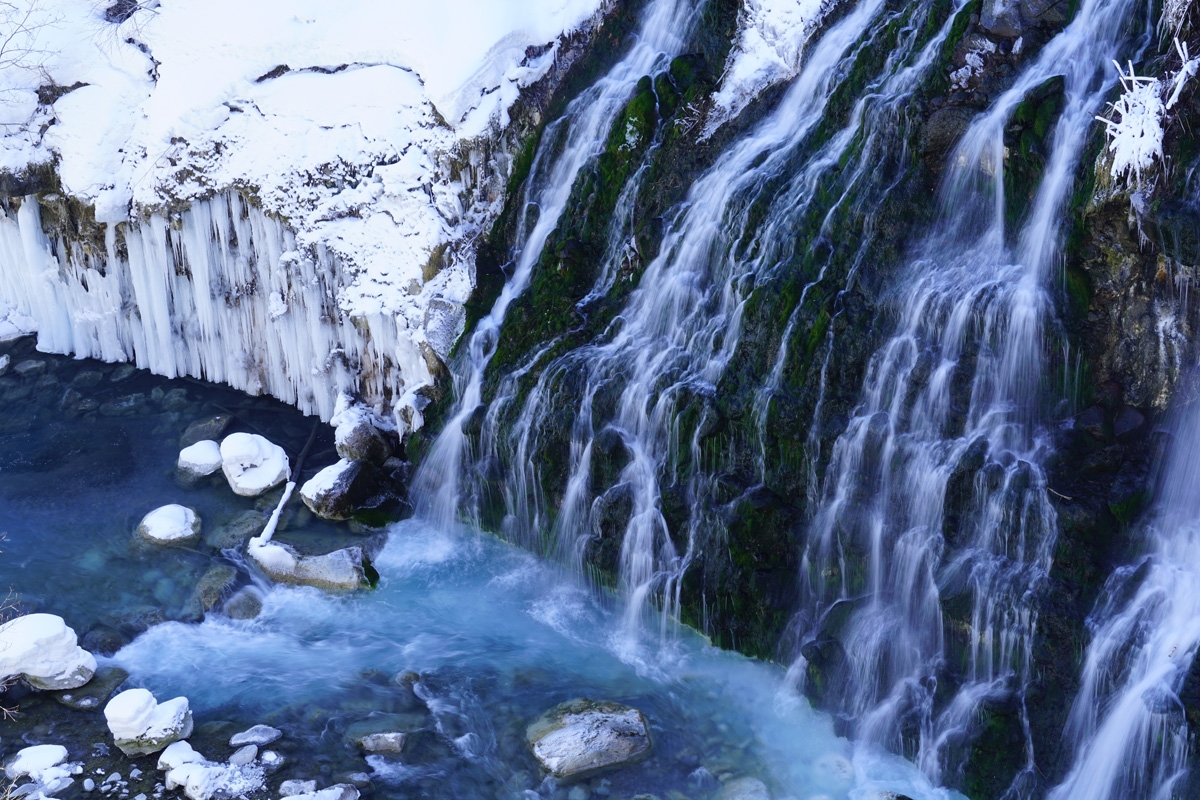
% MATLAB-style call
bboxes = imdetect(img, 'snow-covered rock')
[526,699,652,780]
[0,613,96,690]
[104,688,194,756]
[220,433,290,497]
[332,403,393,466]
[177,440,224,479]
[164,760,265,800]
[4,744,68,781]
[247,539,366,591]
[280,780,318,797]
[158,741,205,772]
[135,505,202,545]
[300,459,380,521]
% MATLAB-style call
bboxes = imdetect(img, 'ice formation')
[0,0,609,429]
[0,613,96,690]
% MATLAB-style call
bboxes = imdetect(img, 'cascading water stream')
[467,0,972,662]
[412,0,696,526]
[792,0,1150,792]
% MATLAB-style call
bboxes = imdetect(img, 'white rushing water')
[794,0,1151,792]
[413,0,698,526]
[1046,395,1200,800]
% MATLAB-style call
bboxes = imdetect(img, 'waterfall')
[412,0,697,524]
[793,0,1151,792]
[0,193,424,420]
[433,0,975,666]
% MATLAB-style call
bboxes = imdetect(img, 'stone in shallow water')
[228,744,257,766]
[104,688,194,756]
[300,459,381,521]
[0,613,97,690]
[223,587,264,620]
[718,777,771,800]
[288,785,359,800]
[229,724,282,747]
[135,504,201,545]
[181,414,232,448]
[205,510,268,549]
[280,779,318,797]
[52,665,129,710]
[356,732,407,754]
[4,744,68,780]
[221,432,289,497]
[72,370,103,387]
[13,359,46,377]
[186,565,238,618]
[109,364,136,382]
[526,699,652,781]
[249,539,367,591]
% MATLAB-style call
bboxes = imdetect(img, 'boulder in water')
[228,724,282,747]
[332,400,392,466]
[205,509,268,549]
[220,432,289,497]
[104,688,194,756]
[223,587,264,620]
[4,744,68,780]
[136,504,201,545]
[248,539,367,591]
[178,440,223,480]
[0,613,97,690]
[300,459,380,521]
[281,779,318,796]
[181,414,232,448]
[526,699,652,781]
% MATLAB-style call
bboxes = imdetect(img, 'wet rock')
[181,414,233,448]
[178,440,224,480]
[717,778,770,800]
[52,665,129,711]
[105,688,194,756]
[109,364,136,382]
[356,732,408,754]
[300,459,381,521]
[260,750,285,772]
[186,565,238,616]
[72,370,103,387]
[288,785,359,800]
[228,745,257,766]
[13,359,46,377]
[229,724,282,747]
[161,387,190,412]
[81,625,127,656]
[221,432,290,497]
[280,779,318,796]
[1076,405,1109,440]
[223,587,263,620]
[0,613,97,690]
[1114,406,1145,439]
[100,393,147,416]
[136,504,201,546]
[205,510,268,549]
[527,699,652,781]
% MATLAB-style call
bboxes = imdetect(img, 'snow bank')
[0,613,96,690]
[704,0,837,136]
[136,504,201,545]
[0,0,609,428]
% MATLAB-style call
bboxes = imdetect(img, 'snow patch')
[135,504,201,544]
[220,433,290,497]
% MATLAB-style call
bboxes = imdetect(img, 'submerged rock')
[181,414,232,449]
[526,699,652,781]
[205,510,268,550]
[104,688,194,756]
[280,779,318,797]
[718,777,771,800]
[178,440,224,480]
[135,504,201,545]
[186,565,238,617]
[356,732,407,754]
[300,459,380,521]
[0,613,97,690]
[221,432,289,497]
[223,587,264,620]
[52,664,129,711]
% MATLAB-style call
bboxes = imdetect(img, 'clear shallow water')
[0,340,964,800]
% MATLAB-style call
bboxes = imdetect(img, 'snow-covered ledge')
[0,0,612,432]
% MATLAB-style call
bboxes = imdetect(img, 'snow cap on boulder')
[104,688,194,756]
[247,538,367,591]
[178,440,223,479]
[136,504,201,545]
[220,433,289,497]
[0,613,96,690]
[300,459,380,521]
